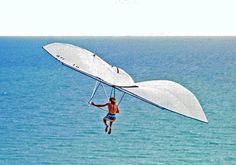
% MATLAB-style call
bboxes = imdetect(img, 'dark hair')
[109,97,116,101]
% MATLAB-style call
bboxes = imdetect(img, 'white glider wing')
[43,43,208,123]
[122,80,208,122]
[43,43,136,87]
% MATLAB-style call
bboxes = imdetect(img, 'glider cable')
[110,87,114,97]
[101,83,109,101]
[88,81,101,105]
[118,92,126,106]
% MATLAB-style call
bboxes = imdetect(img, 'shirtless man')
[91,97,119,134]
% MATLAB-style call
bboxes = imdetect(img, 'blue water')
[0,37,236,164]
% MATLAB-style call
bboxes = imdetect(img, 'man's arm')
[91,102,108,107]
[116,106,120,113]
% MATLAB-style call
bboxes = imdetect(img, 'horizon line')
[1,35,236,37]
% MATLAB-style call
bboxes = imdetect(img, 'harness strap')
[110,87,114,97]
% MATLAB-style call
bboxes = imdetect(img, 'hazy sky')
[0,0,235,36]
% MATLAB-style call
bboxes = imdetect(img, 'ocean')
[0,37,235,164]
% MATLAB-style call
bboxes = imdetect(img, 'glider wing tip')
[42,45,46,50]
[203,118,209,123]
[201,113,208,123]
[198,117,208,123]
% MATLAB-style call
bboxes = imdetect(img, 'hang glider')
[43,43,208,123]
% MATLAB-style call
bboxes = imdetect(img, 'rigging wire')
[88,81,101,105]
[101,83,109,101]
[88,81,126,112]
[118,92,126,106]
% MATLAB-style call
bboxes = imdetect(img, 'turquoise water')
[0,37,236,164]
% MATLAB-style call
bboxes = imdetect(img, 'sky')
[0,0,236,36]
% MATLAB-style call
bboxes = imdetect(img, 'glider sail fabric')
[43,43,135,87]
[43,43,208,123]
[123,80,208,122]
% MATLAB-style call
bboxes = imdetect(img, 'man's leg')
[108,121,113,134]
[103,118,108,132]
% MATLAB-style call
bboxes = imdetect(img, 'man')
[91,97,119,134]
